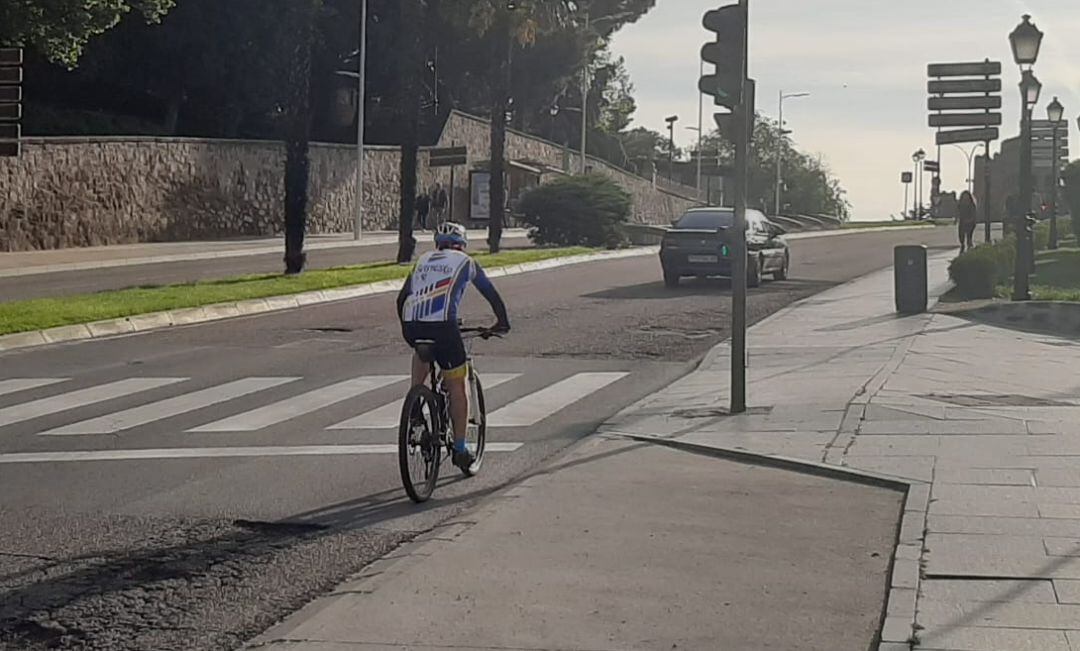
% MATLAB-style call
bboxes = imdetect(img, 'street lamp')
[334,0,368,241]
[950,143,985,194]
[665,115,679,181]
[1009,14,1043,68]
[776,91,810,217]
[1009,13,1044,301]
[1047,96,1064,249]
[912,148,926,219]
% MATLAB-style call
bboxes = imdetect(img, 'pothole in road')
[634,326,723,340]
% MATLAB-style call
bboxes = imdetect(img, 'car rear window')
[675,211,735,230]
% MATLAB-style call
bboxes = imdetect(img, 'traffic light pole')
[729,0,749,415]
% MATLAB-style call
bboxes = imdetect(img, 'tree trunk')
[395,0,424,264]
[283,0,319,275]
[487,14,512,254]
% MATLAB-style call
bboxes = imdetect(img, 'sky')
[609,0,1080,220]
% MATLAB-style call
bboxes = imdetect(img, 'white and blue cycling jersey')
[399,249,505,324]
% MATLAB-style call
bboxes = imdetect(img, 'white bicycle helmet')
[434,222,468,249]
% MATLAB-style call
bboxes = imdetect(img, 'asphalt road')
[0,235,532,302]
[0,226,956,651]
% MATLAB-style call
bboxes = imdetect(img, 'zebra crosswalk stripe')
[0,378,68,397]
[0,378,186,429]
[326,373,522,430]
[39,378,299,436]
[189,376,407,432]
[0,442,526,464]
[488,372,629,427]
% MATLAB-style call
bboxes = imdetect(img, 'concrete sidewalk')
[600,255,1080,650]
[0,229,529,278]
[249,437,902,651]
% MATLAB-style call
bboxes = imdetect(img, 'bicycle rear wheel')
[398,385,442,503]
[460,369,487,477]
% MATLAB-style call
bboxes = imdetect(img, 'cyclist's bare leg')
[444,374,469,445]
[410,352,429,387]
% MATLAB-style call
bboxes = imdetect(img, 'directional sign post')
[0,48,21,157]
[928,59,1001,241]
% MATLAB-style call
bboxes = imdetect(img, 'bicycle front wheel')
[460,370,487,477]
[399,385,442,503]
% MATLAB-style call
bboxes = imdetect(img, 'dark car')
[659,207,789,288]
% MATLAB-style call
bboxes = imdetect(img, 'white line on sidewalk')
[326,373,522,430]
[489,372,629,427]
[189,376,407,432]
[40,377,299,436]
[0,378,186,428]
[0,442,525,464]
[0,378,68,397]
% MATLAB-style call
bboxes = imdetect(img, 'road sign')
[428,146,467,167]
[0,141,18,157]
[0,87,20,103]
[928,113,1002,128]
[936,127,999,145]
[0,104,20,121]
[923,160,940,173]
[928,96,1002,111]
[902,172,913,183]
[928,79,1001,94]
[927,61,1002,77]
[0,67,21,85]
[0,48,23,66]
[0,124,18,140]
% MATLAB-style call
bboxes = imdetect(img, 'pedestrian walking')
[432,183,449,225]
[958,190,977,253]
[416,191,431,231]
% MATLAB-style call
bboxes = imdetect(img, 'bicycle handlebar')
[460,326,507,340]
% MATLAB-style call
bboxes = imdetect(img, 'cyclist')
[396,222,510,470]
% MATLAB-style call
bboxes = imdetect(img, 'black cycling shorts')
[403,321,467,375]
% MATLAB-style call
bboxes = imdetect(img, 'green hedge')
[516,174,633,249]
[1065,161,1080,239]
[948,237,1016,299]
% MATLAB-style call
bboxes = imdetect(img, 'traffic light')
[0,48,22,157]
[699,4,746,110]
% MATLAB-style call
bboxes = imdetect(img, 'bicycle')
[398,326,501,503]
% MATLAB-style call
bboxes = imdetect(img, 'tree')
[0,0,174,67]
[395,0,425,264]
[283,0,321,275]
[1063,160,1080,239]
[699,115,850,218]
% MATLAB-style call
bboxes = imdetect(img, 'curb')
[0,247,657,354]
[607,432,929,651]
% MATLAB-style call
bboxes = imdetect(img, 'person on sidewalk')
[415,191,431,231]
[957,190,977,252]
[432,183,449,225]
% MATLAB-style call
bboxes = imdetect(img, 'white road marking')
[0,378,68,397]
[40,378,298,436]
[0,378,186,429]
[327,373,522,430]
[0,442,525,464]
[189,376,407,432]
[488,372,630,427]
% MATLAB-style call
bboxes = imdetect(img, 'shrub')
[516,174,633,248]
[948,238,1016,299]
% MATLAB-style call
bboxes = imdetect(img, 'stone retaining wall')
[0,111,701,252]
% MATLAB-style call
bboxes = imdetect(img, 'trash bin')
[894,245,928,314]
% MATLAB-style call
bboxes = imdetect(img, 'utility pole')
[665,115,679,181]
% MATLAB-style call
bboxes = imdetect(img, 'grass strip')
[0,247,593,336]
